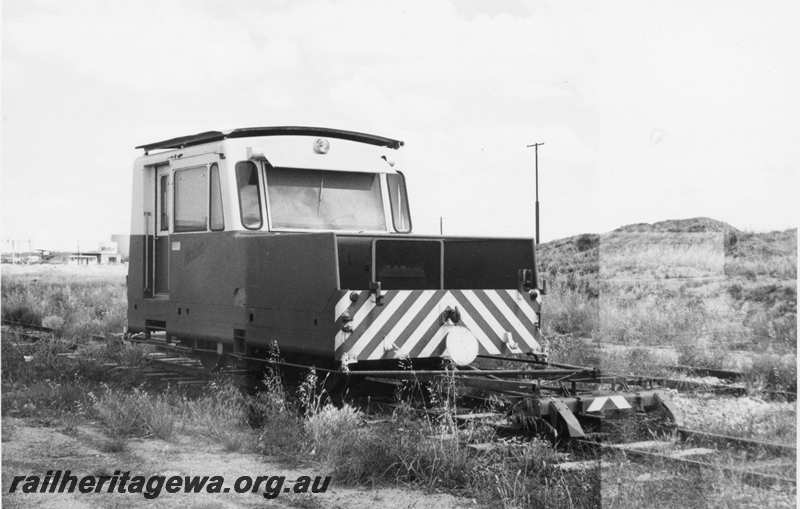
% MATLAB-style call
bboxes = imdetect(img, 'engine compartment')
[336,235,536,290]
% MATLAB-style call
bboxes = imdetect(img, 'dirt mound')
[536,218,796,351]
[612,217,739,234]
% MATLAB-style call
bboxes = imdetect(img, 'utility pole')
[439,216,443,235]
[526,142,544,244]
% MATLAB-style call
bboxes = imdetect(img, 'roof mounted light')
[381,154,396,167]
[313,138,330,154]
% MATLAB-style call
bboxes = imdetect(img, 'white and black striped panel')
[334,289,542,362]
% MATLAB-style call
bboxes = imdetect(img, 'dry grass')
[538,224,796,352]
[541,224,796,396]
[301,399,592,508]
[600,458,797,509]
[599,231,726,279]
[673,393,796,444]
[1,264,127,339]
[92,386,177,440]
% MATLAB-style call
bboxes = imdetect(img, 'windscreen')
[266,168,386,231]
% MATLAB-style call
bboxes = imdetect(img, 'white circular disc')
[444,326,479,366]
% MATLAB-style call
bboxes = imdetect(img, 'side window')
[209,163,224,231]
[174,167,208,232]
[159,175,169,231]
[236,161,262,229]
[387,172,411,233]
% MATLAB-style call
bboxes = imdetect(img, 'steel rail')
[1,320,54,333]
[676,427,796,456]
[575,427,797,489]
[628,374,797,401]
[606,446,796,489]
[665,365,744,381]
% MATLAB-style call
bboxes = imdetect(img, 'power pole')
[439,216,444,235]
[526,142,544,244]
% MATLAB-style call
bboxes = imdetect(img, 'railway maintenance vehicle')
[127,126,678,438]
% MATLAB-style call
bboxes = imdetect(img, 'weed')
[92,386,176,440]
[252,367,305,459]
[744,354,797,392]
[305,403,363,458]
[296,367,328,417]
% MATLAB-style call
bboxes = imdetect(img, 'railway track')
[3,320,795,402]
[4,320,796,490]
[4,320,796,398]
[628,374,796,401]
[1,322,240,388]
[407,409,797,490]
[560,427,797,489]
[2,320,59,343]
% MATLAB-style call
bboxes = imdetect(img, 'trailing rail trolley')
[127,126,677,438]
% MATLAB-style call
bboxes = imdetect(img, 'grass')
[298,380,594,508]
[599,458,797,509]
[3,335,795,508]
[673,393,796,444]
[1,264,127,339]
[538,222,796,349]
[2,339,594,508]
[91,386,177,440]
[540,222,796,393]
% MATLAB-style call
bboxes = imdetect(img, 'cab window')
[266,167,386,231]
[209,163,224,231]
[159,175,169,231]
[174,167,208,232]
[236,161,263,229]
[387,172,411,233]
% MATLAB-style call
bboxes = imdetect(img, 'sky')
[2,0,799,251]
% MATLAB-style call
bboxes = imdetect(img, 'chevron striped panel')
[333,289,543,362]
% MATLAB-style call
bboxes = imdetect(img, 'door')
[154,166,170,295]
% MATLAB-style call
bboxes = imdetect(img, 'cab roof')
[136,126,404,153]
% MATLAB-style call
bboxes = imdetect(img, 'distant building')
[68,240,122,264]
[1,252,43,264]
[68,254,99,265]
[68,251,121,264]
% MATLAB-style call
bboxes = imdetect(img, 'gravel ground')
[2,417,473,509]
[671,392,796,444]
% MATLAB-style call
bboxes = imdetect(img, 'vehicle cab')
[127,126,544,367]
